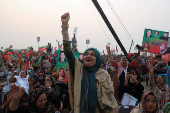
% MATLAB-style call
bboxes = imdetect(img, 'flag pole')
[91,0,127,56]
[92,0,140,80]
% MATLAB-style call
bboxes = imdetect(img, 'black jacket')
[123,80,144,102]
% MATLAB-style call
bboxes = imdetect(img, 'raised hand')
[109,66,116,73]
[106,45,110,52]
[10,84,25,101]
[45,80,52,88]
[125,73,131,80]
[61,12,70,25]
[13,71,18,75]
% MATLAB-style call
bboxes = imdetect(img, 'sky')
[0,0,170,54]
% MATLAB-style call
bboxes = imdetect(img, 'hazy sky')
[1,0,170,54]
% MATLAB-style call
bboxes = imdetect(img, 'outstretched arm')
[149,56,162,101]
[109,67,120,94]
[9,85,25,111]
[61,12,70,41]
[9,71,18,83]
[61,13,75,74]
[106,45,118,69]
[106,45,113,62]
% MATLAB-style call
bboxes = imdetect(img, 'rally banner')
[56,50,82,82]
[142,28,169,55]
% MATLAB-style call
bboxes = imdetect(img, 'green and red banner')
[21,49,26,52]
[38,46,47,52]
[2,54,14,60]
[142,28,169,55]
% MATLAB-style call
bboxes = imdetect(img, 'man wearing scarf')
[117,57,132,101]
[106,45,139,102]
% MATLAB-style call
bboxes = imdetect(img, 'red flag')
[126,53,135,59]
[2,55,9,60]
[6,50,14,55]
[37,52,40,56]
[26,61,29,70]
[25,47,33,56]
[53,51,57,57]
[21,49,26,52]
[25,52,29,57]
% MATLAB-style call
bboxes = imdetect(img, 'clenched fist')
[61,12,70,25]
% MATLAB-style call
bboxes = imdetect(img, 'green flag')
[36,54,43,67]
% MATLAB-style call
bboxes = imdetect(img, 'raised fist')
[61,12,70,25]
[106,45,110,52]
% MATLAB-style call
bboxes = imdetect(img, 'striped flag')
[116,45,118,52]
[107,43,110,45]
[9,45,13,49]
[54,47,57,50]
[38,46,47,52]
[59,44,62,50]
